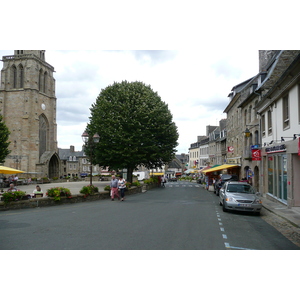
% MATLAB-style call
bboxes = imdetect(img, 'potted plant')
[1,190,26,204]
[80,185,99,197]
[46,187,72,201]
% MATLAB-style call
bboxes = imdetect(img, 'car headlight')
[225,197,236,202]
[253,198,262,204]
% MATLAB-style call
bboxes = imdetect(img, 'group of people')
[0,175,19,187]
[110,175,126,201]
[5,183,43,198]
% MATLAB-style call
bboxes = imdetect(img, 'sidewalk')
[262,196,300,228]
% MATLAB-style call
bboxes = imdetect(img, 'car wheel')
[222,200,228,212]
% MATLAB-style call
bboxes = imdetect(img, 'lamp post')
[82,131,100,186]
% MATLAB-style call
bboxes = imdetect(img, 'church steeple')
[0,50,59,178]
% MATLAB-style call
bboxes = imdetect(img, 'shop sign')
[265,144,286,154]
[251,149,261,161]
[227,146,234,153]
[251,144,261,150]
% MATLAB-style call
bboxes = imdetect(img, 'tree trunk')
[127,166,134,183]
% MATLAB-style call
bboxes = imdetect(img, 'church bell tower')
[0,50,60,178]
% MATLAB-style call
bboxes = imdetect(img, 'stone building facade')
[0,50,60,178]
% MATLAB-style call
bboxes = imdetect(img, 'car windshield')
[226,184,255,194]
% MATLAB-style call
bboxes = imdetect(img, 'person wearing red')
[110,175,120,201]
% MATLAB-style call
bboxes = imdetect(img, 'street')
[0,181,299,250]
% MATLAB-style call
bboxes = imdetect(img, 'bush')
[46,187,72,201]
[104,185,110,191]
[1,190,26,204]
[80,185,99,197]
[131,181,141,187]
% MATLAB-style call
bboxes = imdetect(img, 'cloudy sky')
[0,49,259,153]
[1,1,296,155]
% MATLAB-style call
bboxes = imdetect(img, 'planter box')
[0,183,157,211]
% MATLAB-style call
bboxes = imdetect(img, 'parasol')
[0,166,25,174]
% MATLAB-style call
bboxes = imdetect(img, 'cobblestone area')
[261,208,300,248]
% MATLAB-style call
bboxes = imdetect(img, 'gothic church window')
[39,69,44,92]
[12,65,17,88]
[39,114,48,158]
[18,64,24,88]
[43,71,47,93]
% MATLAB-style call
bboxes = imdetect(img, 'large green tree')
[86,81,179,183]
[0,113,11,164]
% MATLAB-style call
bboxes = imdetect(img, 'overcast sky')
[0,49,259,153]
[0,1,296,155]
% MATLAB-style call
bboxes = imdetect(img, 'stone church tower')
[0,50,60,178]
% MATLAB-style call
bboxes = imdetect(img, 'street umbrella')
[0,166,25,174]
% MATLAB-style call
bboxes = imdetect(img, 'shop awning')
[152,172,164,176]
[201,164,240,174]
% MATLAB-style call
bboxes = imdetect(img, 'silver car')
[219,181,262,215]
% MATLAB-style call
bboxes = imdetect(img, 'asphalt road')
[0,181,299,250]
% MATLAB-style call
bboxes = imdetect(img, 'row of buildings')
[187,50,300,208]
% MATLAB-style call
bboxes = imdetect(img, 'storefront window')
[267,154,287,204]
[268,156,273,194]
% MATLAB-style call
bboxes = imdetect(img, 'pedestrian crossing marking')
[166,183,201,188]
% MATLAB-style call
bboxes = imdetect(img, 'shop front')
[263,139,300,207]
[201,164,240,190]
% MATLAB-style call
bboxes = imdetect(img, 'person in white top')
[118,175,126,201]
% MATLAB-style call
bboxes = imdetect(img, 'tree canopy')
[86,81,179,182]
[0,113,10,164]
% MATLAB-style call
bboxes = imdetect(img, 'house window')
[268,110,272,135]
[249,105,252,123]
[244,109,247,126]
[283,94,289,129]
[262,114,266,137]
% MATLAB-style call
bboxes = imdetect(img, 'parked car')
[214,174,238,196]
[219,181,262,215]
[169,177,177,182]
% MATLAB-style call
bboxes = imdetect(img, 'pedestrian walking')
[118,175,126,201]
[161,176,166,187]
[110,175,120,201]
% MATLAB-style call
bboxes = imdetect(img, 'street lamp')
[81,131,100,185]
[244,124,259,138]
